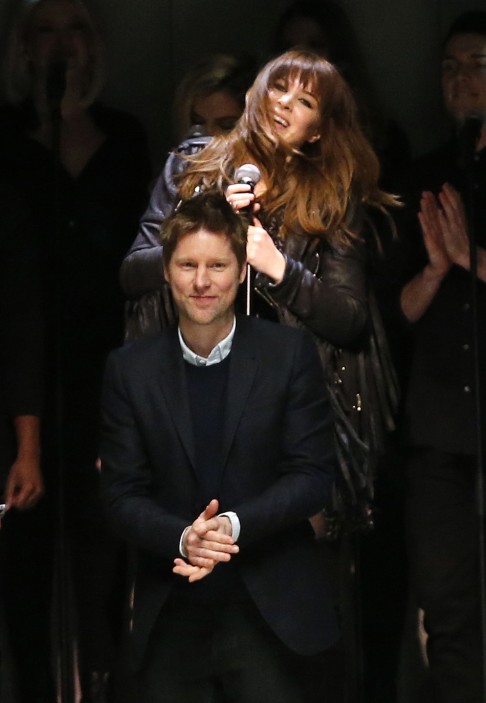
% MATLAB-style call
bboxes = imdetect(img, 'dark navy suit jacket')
[100,315,339,670]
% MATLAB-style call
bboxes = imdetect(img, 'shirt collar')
[178,317,236,367]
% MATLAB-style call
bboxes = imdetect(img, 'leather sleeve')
[119,166,174,299]
[256,237,368,348]
[120,135,210,299]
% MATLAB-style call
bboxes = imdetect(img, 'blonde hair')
[173,53,256,142]
[4,0,105,106]
[179,50,398,246]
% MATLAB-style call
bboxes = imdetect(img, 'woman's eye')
[274,82,286,92]
[299,98,312,108]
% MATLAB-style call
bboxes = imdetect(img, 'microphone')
[234,164,261,316]
[234,164,261,221]
[457,113,484,170]
[46,58,67,114]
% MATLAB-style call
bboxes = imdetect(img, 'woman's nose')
[278,92,293,108]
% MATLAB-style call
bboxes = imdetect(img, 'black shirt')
[401,139,486,453]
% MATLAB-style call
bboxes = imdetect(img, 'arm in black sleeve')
[256,236,368,348]
[120,135,210,299]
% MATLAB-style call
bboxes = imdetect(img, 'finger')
[173,563,213,583]
[232,196,254,212]
[188,546,234,565]
[226,183,251,196]
[442,182,460,203]
[198,499,219,521]
[192,516,224,538]
[186,531,235,551]
[188,542,236,560]
[196,537,238,554]
[173,558,198,576]
[10,483,35,510]
[437,189,458,220]
[190,502,220,535]
[3,480,14,508]
[188,567,213,583]
[420,197,442,236]
[439,191,466,233]
[188,553,226,569]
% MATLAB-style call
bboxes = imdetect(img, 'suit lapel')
[221,319,259,468]
[156,321,259,481]
[157,330,197,472]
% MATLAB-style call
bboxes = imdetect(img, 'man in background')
[399,10,486,703]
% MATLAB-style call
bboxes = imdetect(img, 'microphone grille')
[235,163,261,185]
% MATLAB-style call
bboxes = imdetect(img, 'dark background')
[1,0,482,168]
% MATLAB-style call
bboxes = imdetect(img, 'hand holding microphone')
[227,164,261,314]
[226,165,285,314]
[226,163,261,220]
[232,164,285,281]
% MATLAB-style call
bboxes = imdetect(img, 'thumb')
[199,498,219,521]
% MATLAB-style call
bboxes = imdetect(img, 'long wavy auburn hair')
[178,49,398,246]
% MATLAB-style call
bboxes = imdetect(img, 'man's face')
[442,32,486,123]
[164,228,246,332]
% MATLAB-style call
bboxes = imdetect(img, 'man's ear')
[239,263,247,284]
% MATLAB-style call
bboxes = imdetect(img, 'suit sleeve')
[100,351,187,557]
[234,332,337,548]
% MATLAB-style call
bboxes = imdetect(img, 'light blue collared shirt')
[178,317,236,367]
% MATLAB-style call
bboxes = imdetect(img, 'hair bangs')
[266,53,323,100]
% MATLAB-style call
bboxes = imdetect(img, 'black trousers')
[406,448,483,703]
[137,596,336,703]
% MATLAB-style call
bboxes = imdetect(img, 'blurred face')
[267,76,321,149]
[164,229,246,334]
[191,90,242,136]
[442,33,486,122]
[24,0,94,70]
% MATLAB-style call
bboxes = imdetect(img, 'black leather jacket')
[120,138,398,527]
[121,135,368,348]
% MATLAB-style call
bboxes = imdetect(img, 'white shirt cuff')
[219,511,240,542]
[179,525,191,557]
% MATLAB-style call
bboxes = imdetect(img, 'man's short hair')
[444,10,486,47]
[160,190,248,271]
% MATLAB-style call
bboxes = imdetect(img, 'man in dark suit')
[100,191,338,702]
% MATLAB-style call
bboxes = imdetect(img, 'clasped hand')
[173,499,239,583]
[419,183,470,276]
